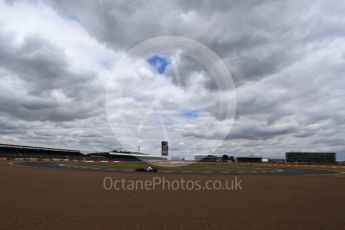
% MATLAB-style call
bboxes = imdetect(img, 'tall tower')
[161,141,168,156]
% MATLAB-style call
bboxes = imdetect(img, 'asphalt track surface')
[11,161,343,175]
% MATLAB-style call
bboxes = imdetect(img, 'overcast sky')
[1,0,345,159]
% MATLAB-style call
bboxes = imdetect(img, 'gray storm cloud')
[0,0,345,159]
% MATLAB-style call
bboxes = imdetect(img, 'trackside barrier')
[77,160,120,163]
[0,157,7,161]
[14,158,24,161]
[52,158,63,162]
[107,160,119,163]
[259,163,345,169]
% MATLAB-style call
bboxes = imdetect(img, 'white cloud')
[1,0,345,159]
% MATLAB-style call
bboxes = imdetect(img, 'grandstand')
[0,143,83,159]
[87,150,167,161]
[286,152,336,163]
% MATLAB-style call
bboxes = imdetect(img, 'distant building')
[194,155,218,162]
[236,156,262,163]
[268,159,285,163]
[286,152,336,163]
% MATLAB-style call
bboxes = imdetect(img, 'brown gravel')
[0,161,344,230]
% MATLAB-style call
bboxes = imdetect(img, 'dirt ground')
[0,161,344,230]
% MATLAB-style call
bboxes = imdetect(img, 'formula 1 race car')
[135,166,158,172]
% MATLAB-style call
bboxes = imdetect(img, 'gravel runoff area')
[1,161,345,230]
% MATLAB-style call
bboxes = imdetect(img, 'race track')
[10,161,343,175]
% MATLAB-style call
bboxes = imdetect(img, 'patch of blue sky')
[67,15,80,23]
[179,109,199,119]
[131,96,141,101]
[147,55,170,74]
[100,61,112,70]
